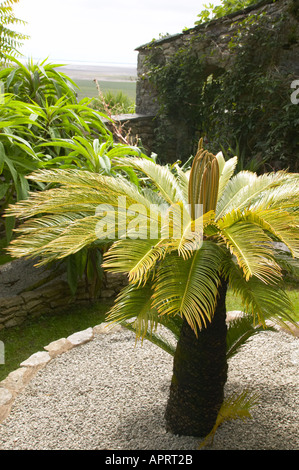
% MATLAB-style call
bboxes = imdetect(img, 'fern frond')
[199,390,260,449]
[226,314,276,360]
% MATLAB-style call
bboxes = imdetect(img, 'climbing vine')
[146,3,299,171]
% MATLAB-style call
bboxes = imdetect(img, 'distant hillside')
[58,63,137,101]
[59,63,137,81]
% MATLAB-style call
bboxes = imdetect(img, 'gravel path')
[0,327,298,451]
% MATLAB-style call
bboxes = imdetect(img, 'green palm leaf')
[107,282,182,354]
[216,170,292,219]
[217,209,280,282]
[106,282,156,340]
[215,153,238,201]
[9,212,104,263]
[152,241,224,334]
[225,257,296,328]
[165,209,215,260]
[114,157,185,205]
[103,238,167,286]
[249,179,299,212]
[6,169,157,217]
[199,390,260,449]
[226,314,275,360]
[245,208,299,258]
[174,162,189,204]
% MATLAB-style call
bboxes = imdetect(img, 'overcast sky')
[13,0,221,66]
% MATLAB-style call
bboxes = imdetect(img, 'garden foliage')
[0,56,147,295]
[5,138,299,438]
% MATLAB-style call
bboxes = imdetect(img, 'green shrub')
[0,57,147,296]
[0,56,78,104]
[195,0,259,25]
[90,90,135,115]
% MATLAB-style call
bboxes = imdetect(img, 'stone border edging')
[0,322,123,424]
[0,313,298,425]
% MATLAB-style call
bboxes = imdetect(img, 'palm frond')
[6,169,158,215]
[225,257,296,328]
[248,176,299,212]
[106,282,151,321]
[246,208,299,258]
[103,238,167,286]
[174,162,189,204]
[273,248,299,279]
[216,170,292,219]
[5,169,165,262]
[152,241,224,334]
[106,282,158,341]
[113,157,185,205]
[216,153,238,201]
[8,212,107,263]
[199,390,260,449]
[217,209,281,282]
[107,281,182,353]
[226,314,276,360]
[121,320,178,356]
[165,209,215,260]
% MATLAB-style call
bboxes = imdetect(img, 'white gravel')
[0,327,298,450]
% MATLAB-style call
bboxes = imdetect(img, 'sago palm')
[5,139,299,437]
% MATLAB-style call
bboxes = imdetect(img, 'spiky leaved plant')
[5,139,299,437]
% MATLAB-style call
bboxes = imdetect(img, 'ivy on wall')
[146,4,299,171]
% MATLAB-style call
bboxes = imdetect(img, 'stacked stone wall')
[0,260,127,331]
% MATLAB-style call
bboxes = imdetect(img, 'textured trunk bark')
[164,280,228,437]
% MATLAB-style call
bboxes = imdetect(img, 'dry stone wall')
[0,259,127,331]
[104,113,157,156]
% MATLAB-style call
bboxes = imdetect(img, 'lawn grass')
[0,238,13,266]
[226,287,299,321]
[0,286,297,382]
[0,299,113,382]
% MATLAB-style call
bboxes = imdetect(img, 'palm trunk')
[164,280,228,437]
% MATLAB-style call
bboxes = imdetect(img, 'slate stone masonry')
[0,259,127,330]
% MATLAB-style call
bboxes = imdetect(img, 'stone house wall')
[104,113,157,157]
[102,0,299,164]
[132,0,299,163]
